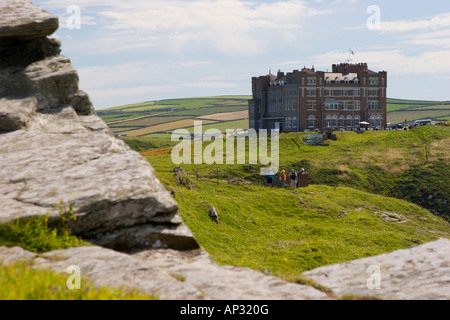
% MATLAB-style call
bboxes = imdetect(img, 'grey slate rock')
[0,0,58,40]
[0,0,198,252]
[0,245,331,300]
[302,238,450,300]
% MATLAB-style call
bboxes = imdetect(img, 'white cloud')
[380,12,450,33]
[183,82,238,89]
[89,85,176,99]
[402,28,450,49]
[40,0,328,55]
[313,49,450,75]
[77,62,168,89]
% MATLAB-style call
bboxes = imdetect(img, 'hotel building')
[248,63,387,132]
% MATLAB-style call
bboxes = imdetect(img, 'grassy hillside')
[125,125,450,278]
[131,125,449,221]
[159,182,450,276]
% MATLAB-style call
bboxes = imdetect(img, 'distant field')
[197,110,248,121]
[388,109,450,124]
[387,98,450,123]
[171,105,246,117]
[98,96,449,137]
[112,115,190,128]
[98,96,251,137]
[120,119,217,136]
[183,119,249,133]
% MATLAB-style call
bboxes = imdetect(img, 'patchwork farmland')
[387,98,450,124]
[97,96,450,138]
[97,96,251,137]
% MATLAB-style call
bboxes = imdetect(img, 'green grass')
[0,203,88,253]
[0,262,154,300]
[0,204,155,300]
[148,178,450,276]
[131,125,450,278]
[120,136,176,152]
[139,125,450,218]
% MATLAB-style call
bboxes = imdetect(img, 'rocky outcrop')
[0,1,329,300]
[303,238,450,300]
[0,0,58,40]
[1,1,449,301]
[0,0,198,252]
[0,245,330,300]
[1,239,449,300]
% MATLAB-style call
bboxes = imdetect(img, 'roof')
[325,73,358,81]
[266,73,277,82]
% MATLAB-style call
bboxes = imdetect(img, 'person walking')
[297,168,307,188]
[266,170,274,188]
[289,169,297,189]
[280,170,286,188]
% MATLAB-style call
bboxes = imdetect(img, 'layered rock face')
[1,1,449,301]
[0,0,198,251]
[0,1,331,300]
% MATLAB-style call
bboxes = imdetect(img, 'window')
[308,115,316,128]
[369,101,379,110]
[369,89,378,97]
[325,89,332,96]
[342,101,349,110]
[308,101,316,110]
[376,115,382,127]
[340,115,345,127]
[307,89,316,97]
[346,115,353,127]
[335,77,340,83]
[325,103,339,110]
[354,101,361,110]
[342,90,348,96]
[326,77,331,84]
[307,77,317,85]
[344,78,349,83]
[355,116,360,127]
[369,77,379,85]
[332,115,338,127]
[354,78,359,84]
[354,89,360,97]
[292,117,298,128]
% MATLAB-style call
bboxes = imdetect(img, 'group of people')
[266,168,308,188]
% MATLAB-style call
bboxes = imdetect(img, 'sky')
[34,0,450,110]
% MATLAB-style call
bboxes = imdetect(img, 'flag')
[350,49,355,55]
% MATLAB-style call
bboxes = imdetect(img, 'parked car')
[413,119,432,127]
[390,123,404,129]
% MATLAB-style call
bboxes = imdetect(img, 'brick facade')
[248,63,387,132]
